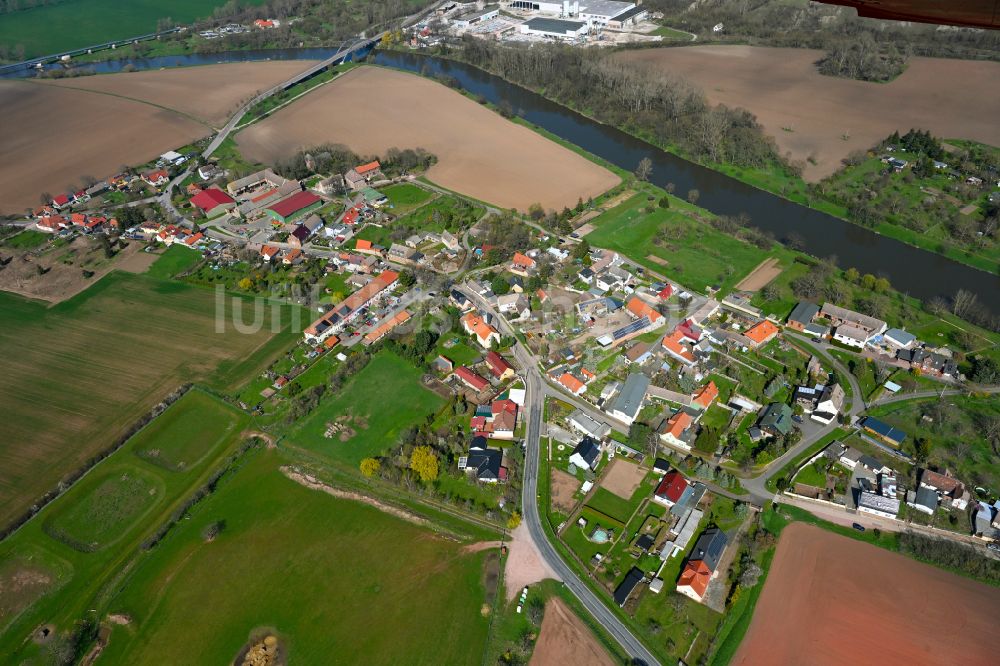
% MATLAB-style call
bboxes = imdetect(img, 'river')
[5,46,998,313]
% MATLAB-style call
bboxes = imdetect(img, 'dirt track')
[734,257,781,292]
[529,598,613,666]
[732,522,1000,665]
[615,46,1000,180]
[42,61,317,127]
[236,66,620,211]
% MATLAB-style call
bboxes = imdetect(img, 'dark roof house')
[613,567,644,607]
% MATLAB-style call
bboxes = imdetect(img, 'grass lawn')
[701,404,733,431]
[0,390,252,660]
[43,465,163,552]
[289,350,445,467]
[587,487,637,524]
[132,389,243,471]
[436,337,482,366]
[585,189,765,292]
[792,463,828,488]
[0,272,296,528]
[144,245,203,280]
[99,449,492,665]
[382,182,437,214]
[0,0,266,58]
[764,428,847,492]
[1,229,50,249]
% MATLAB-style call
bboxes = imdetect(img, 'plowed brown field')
[616,46,1000,180]
[733,522,1000,665]
[236,66,619,210]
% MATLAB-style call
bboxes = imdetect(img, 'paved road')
[870,385,1000,406]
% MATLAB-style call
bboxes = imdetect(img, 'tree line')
[455,38,785,173]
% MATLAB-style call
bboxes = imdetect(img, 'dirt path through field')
[529,598,614,666]
[236,66,619,211]
[733,522,1000,665]
[615,47,1000,180]
[734,257,781,292]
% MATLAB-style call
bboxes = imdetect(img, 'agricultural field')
[288,350,445,467]
[42,60,316,127]
[0,0,266,58]
[615,46,1000,181]
[867,395,1000,492]
[98,449,493,665]
[733,523,1000,664]
[0,390,252,660]
[1,61,317,214]
[0,80,203,214]
[585,190,766,292]
[236,65,619,211]
[0,271,297,529]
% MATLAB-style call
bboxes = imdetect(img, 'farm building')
[860,416,907,447]
[190,187,236,217]
[266,191,323,223]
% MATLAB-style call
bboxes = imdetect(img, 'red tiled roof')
[355,160,381,175]
[657,284,674,300]
[53,194,70,205]
[677,560,712,599]
[485,351,514,377]
[455,366,489,392]
[191,187,235,211]
[626,296,663,323]
[662,412,692,440]
[692,381,719,409]
[559,372,585,394]
[662,330,695,363]
[491,399,517,416]
[268,190,320,218]
[356,239,373,251]
[512,252,535,269]
[655,470,688,502]
[745,320,779,345]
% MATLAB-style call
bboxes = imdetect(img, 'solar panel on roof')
[612,316,650,340]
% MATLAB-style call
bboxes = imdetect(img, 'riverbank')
[402,44,1000,279]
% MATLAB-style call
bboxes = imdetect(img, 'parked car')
[852,523,866,532]
[792,415,803,424]
[988,543,1000,552]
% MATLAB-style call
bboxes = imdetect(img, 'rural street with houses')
[458,283,662,665]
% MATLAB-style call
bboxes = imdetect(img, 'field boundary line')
[17,78,212,128]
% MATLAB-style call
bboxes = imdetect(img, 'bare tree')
[634,157,653,182]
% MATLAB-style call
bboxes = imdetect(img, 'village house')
[661,330,696,366]
[691,381,719,410]
[653,470,690,508]
[497,293,531,320]
[676,527,728,603]
[568,409,611,440]
[919,469,970,510]
[624,341,653,365]
[613,567,645,608]
[485,351,515,381]
[142,169,169,187]
[510,252,536,276]
[658,411,694,451]
[459,435,505,483]
[568,436,602,471]
[743,320,780,348]
[607,372,650,425]
[883,328,917,349]
[857,490,900,519]
[454,366,490,393]
[625,296,664,326]
[758,402,793,437]
[461,312,501,348]
[821,303,887,348]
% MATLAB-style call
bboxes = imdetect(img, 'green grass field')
[132,389,243,471]
[0,271,296,528]
[0,0,265,59]
[0,390,252,661]
[290,351,445,467]
[144,245,203,280]
[585,190,765,292]
[383,182,436,214]
[99,449,491,665]
[1,229,49,249]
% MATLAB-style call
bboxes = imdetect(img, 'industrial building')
[519,16,588,39]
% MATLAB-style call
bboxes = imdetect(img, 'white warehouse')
[508,0,641,27]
